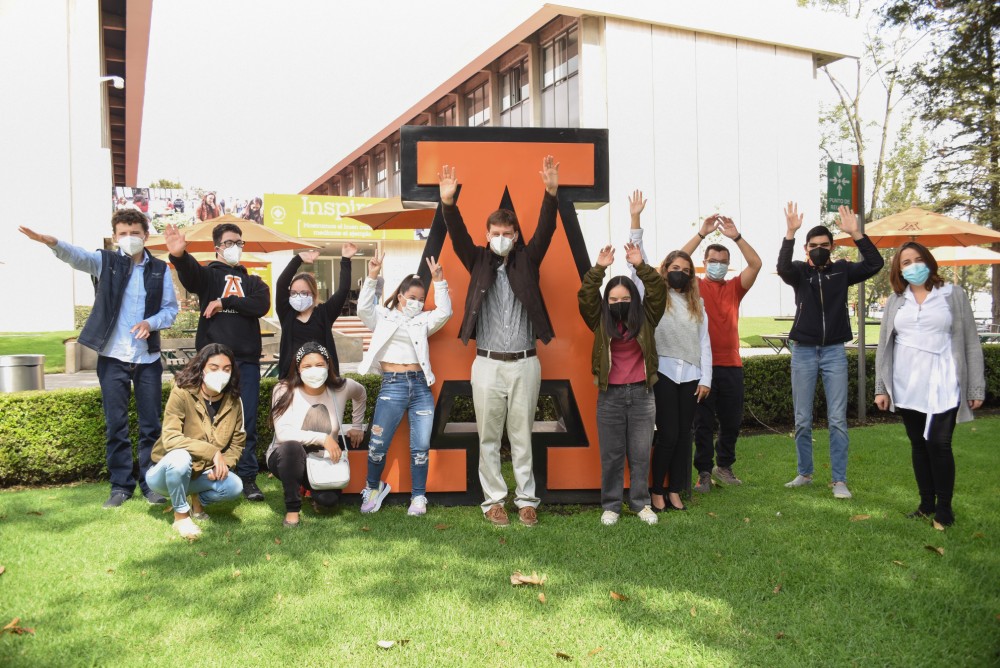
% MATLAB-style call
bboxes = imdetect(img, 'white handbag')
[305,440,351,490]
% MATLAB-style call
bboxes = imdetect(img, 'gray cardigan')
[874,284,986,424]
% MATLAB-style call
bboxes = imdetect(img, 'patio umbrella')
[154,250,271,268]
[929,245,1000,267]
[345,197,437,230]
[146,214,319,253]
[833,207,1000,248]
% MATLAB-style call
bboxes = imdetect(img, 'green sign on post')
[827,161,855,211]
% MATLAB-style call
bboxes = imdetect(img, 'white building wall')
[0,0,113,332]
[595,17,820,316]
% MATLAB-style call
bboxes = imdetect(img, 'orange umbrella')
[345,197,437,230]
[930,245,1000,267]
[147,214,319,253]
[833,207,1000,248]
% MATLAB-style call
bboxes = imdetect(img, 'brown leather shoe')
[485,504,509,526]
[518,506,538,526]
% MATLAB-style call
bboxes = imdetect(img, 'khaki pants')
[471,355,541,511]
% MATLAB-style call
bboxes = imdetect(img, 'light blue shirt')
[52,240,179,364]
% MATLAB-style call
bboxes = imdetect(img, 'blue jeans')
[790,342,849,482]
[235,360,260,480]
[96,355,163,496]
[145,449,243,513]
[366,371,434,497]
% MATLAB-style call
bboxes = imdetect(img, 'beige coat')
[151,385,246,477]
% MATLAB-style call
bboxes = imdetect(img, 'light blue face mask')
[902,262,930,286]
[705,262,728,281]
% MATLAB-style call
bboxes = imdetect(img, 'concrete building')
[298,0,859,317]
[1,0,151,332]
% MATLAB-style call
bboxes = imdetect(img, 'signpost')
[827,161,867,421]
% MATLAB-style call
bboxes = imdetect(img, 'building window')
[540,26,579,128]
[436,105,455,127]
[464,82,490,127]
[391,140,401,195]
[373,148,387,198]
[500,59,531,128]
[343,169,354,197]
[358,160,370,195]
[329,178,341,196]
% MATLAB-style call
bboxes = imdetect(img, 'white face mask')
[300,366,328,389]
[118,236,145,256]
[401,299,424,318]
[489,235,515,257]
[289,294,314,312]
[221,245,242,266]
[203,370,230,394]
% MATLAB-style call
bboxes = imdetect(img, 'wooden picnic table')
[760,334,790,354]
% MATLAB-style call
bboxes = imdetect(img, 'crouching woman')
[148,343,245,538]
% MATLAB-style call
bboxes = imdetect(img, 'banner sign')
[263,193,416,240]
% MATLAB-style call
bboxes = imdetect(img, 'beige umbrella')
[833,207,1000,247]
[345,197,437,230]
[147,214,319,253]
[154,250,271,268]
[929,245,1000,267]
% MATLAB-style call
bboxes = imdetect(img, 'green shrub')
[2,348,997,487]
[160,309,201,339]
[74,306,92,330]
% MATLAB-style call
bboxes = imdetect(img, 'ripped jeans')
[366,371,434,497]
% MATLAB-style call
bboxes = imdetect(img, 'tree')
[884,0,1000,320]
[149,178,183,189]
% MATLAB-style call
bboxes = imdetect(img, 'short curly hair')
[110,208,149,234]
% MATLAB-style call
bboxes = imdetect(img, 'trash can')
[0,355,46,393]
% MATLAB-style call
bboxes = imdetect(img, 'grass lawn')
[0,332,78,374]
[738,317,881,348]
[2,419,999,666]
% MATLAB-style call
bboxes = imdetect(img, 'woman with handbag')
[266,342,367,527]
[874,241,985,526]
[356,251,451,517]
[148,343,246,539]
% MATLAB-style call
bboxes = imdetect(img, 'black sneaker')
[102,491,129,509]
[144,490,168,505]
[242,479,265,502]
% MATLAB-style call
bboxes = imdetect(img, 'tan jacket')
[151,386,246,477]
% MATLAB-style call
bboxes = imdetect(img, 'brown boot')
[485,504,509,526]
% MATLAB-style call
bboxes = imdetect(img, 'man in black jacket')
[439,156,560,527]
[777,203,883,500]
[164,221,271,501]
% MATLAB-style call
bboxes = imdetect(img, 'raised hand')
[425,255,444,281]
[368,249,384,279]
[540,154,559,196]
[628,190,647,218]
[624,242,643,266]
[299,250,321,264]
[835,205,860,238]
[18,226,57,247]
[596,245,615,267]
[699,214,722,239]
[163,223,188,256]
[438,165,458,205]
[719,216,740,239]
[784,202,803,234]
[341,242,358,259]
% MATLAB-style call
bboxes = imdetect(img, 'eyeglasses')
[218,240,245,249]
[806,242,832,250]
[289,291,312,298]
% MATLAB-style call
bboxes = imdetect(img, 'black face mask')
[609,302,630,322]
[808,247,831,266]
[667,271,691,290]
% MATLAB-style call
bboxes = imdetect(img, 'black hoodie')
[169,251,271,362]
[776,235,883,346]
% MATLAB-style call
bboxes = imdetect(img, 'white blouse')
[892,284,959,434]
[380,324,420,365]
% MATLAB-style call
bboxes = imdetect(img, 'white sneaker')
[637,506,658,525]
[784,475,813,488]
[407,495,428,516]
[600,510,620,526]
[832,482,853,499]
[172,517,202,539]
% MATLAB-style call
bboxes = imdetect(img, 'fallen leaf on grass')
[707,512,717,519]
[26,511,43,516]
[892,560,908,568]
[690,606,697,617]
[161,506,172,514]
[106,568,115,574]
[322,560,329,567]
[0,566,5,577]
[360,526,371,532]
[932,521,945,531]
[266,554,272,562]
[773,584,782,594]
[589,647,604,656]
[538,593,546,604]
[434,523,451,530]
[377,640,395,649]
[924,545,944,556]
[197,551,208,557]
[274,537,282,545]
[2,618,34,635]
[510,571,547,586]
[743,517,750,523]
[610,591,628,601]
[232,570,242,578]
[972,532,984,539]
[398,639,411,646]
[850,514,871,522]
[556,652,572,660]
[498,537,507,545]
[235,549,241,555]
[776,631,785,639]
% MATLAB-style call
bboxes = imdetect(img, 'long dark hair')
[602,276,643,340]
[174,343,240,398]
[383,274,426,309]
[889,241,945,294]
[271,342,347,424]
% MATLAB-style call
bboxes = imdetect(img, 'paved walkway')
[40,350,784,390]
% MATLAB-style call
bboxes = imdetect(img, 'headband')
[295,342,331,367]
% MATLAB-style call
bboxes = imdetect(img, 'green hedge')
[2,348,998,487]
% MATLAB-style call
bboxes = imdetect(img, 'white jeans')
[472,355,541,511]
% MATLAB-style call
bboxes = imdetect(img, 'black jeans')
[898,406,958,513]
[235,360,261,480]
[651,374,698,495]
[266,442,341,513]
[693,366,744,472]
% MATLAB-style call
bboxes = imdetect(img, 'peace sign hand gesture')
[425,255,444,281]
[368,249,384,279]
